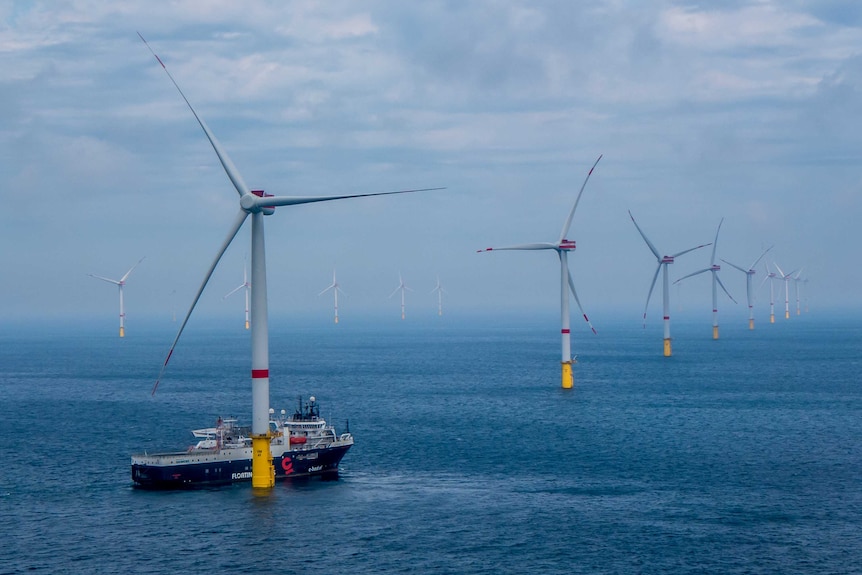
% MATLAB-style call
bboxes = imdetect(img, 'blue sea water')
[1,313,861,574]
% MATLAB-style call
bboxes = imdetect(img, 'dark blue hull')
[131,445,351,489]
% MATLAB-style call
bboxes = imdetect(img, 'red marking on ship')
[252,369,269,379]
[281,457,293,474]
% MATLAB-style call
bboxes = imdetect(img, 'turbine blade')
[89,274,120,285]
[120,256,146,282]
[567,268,596,334]
[628,211,661,260]
[152,209,249,395]
[558,154,602,243]
[773,262,785,277]
[477,242,557,252]
[138,32,250,198]
[259,187,445,209]
[720,258,748,274]
[389,286,401,299]
[674,268,710,284]
[710,218,723,265]
[749,245,773,270]
[716,274,737,304]
[223,284,244,299]
[643,264,662,326]
[318,284,335,296]
[671,242,711,259]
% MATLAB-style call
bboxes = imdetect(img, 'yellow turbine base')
[713,326,719,340]
[335,316,339,324]
[119,326,125,338]
[252,435,275,488]
[770,314,775,324]
[561,361,573,389]
[749,318,755,330]
[663,338,672,357]
[797,309,801,316]
[244,321,250,330]
[785,311,790,319]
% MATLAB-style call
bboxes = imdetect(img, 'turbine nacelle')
[661,256,674,264]
[559,239,576,250]
[711,265,720,272]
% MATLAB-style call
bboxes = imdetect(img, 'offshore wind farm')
[2,3,861,575]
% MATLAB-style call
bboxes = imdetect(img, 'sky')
[2,0,861,332]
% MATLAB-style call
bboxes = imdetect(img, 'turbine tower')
[431,276,445,316]
[793,269,804,316]
[721,245,772,330]
[141,35,440,489]
[674,218,736,340]
[478,155,602,389]
[224,259,251,329]
[389,273,412,320]
[319,269,345,324]
[89,256,145,337]
[760,263,778,324]
[629,212,709,356]
[773,262,798,320]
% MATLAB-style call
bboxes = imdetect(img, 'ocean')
[1,312,860,574]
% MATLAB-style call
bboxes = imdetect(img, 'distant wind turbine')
[89,256,145,337]
[674,218,736,340]
[224,259,251,329]
[793,269,804,316]
[721,245,773,330]
[140,33,441,489]
[629,212,710,356]
[431,276,445,316]
[760,263,778,324]
[390,273,412,320]
[478,155,601,389]
[773,262,798,319]
[319,269,346,324]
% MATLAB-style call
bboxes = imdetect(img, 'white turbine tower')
[431,276,445,317]
[760,263,778,324]
[89,256,145,338]
[141,35,440,489]
[478,155,602,389]
[674,218,736,340]
[224,259,251,329]
[773,262,798,320]
[629,212,710,356]
[793,269,804,316]
[390,273,412,320]
[319,270,346,324]
[721,245,773,330]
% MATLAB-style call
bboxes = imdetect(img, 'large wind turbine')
[674,218,736,340]
[629,212,709,356]
[141,35,440,489]
[319,269,345,324]
[390,273,412,320]
[721,245,772,330]
[431,276,445,317]
[224,259,251,329]
[478,155,601,389]
[773,262,798,319]
[89,256,145,338]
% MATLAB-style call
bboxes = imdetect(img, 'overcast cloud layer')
[1,1,861,329]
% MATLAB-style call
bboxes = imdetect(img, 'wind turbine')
[478,155,601,389]
[390,273,412,320]
[141,35,440,489]
[760,263,778,324]
[319,269,345,324]
[431,276,445,316]
[793,269,804,316]
[721,245,773,330]
[629,212,710,356]
[89,256,145,338]
[674,218,736,340]
[224,259,251,329]
[773,262,798,319]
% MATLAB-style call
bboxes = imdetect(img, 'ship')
[131,396,353,489]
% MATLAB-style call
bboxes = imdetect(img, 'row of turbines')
[88,261,447,335]
[478,156,809,389]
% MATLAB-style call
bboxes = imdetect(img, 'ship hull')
[131,444,351,490]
